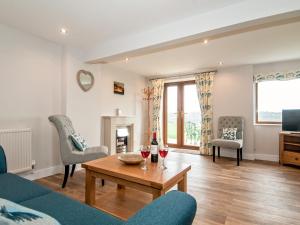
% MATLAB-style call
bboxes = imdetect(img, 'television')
[282,109,300,132]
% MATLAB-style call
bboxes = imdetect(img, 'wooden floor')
[36,152,300,225]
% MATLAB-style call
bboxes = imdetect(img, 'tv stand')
[279,132,300,166]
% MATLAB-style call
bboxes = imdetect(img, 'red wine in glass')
[140,146,150,170]
[159,149,168,158]
[141,150,150,158]
[159,146,169,169]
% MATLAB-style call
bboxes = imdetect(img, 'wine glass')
[159,145,169,169]
[140,145,150,170]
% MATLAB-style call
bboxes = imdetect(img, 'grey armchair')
[49,115,108,188]
[211,116,244,166]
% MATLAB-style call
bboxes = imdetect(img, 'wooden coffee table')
[82,154,191,207]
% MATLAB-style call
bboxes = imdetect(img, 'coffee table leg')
[178,174,187,192]
[152,189,165,200]
[117,184,125,189]
[85,170,96,205]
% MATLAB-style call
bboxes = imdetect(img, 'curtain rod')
[149,69,217,81]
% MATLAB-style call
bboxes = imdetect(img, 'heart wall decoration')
[77,70,94,92]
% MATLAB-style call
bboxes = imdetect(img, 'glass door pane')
[183,84,201,146]
[167,86,178,144]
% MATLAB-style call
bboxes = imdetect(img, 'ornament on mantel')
[142,86,154,145]
[116,108,122,116]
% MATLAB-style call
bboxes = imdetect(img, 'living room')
[1,1,300,225]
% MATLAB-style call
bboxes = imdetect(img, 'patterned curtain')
[254,70,300,82]
[150,79,164,143]
[195,72,215,155]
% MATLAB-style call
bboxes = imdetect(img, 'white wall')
[253,59,300,161]
[98,65,147,147]
[213,65,255,159]
[214,59,300,161]
[254,125,281,161]
[63,48,147,150]
[0,25,146,177]
[0,24,63,170]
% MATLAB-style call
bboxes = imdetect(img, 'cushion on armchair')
[221,128,237,140]
[211,138,243,149]
[70,133,88,151]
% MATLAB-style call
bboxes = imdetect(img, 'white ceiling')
[109,21,300,76]
[0,0,243,48]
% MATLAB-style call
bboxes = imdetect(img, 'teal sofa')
[0,146,197,225]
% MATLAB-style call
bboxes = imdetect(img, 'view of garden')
[167,112,201,146]
[257,79,300,122]
[167,84,201,146]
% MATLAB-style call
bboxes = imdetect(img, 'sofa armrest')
[125,191,197,225]
[0,145,7,173]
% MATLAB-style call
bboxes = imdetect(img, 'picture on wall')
[114,81,125,95]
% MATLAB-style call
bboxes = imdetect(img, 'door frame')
[163,80,199,150]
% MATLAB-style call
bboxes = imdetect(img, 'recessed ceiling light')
[219,61,224,66]
[60,28,68,35]
[203,39,208,44]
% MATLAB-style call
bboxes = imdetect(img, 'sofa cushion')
[0,173,51,203]
[20,192,123,225]
[125,191,197,225]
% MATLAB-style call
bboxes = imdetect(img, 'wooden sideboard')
[279,132,300,166]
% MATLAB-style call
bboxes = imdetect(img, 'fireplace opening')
[116,127,129,153]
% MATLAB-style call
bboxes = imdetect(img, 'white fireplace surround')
[103,116,136,155]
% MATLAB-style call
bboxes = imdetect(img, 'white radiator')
[0,128,32,173]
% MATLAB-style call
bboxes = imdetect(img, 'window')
[256,79,300,123]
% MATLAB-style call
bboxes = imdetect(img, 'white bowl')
[118,152,143,165]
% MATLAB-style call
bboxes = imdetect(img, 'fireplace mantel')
[102,116,136,155]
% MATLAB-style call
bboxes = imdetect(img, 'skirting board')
[19,153,279,181]
[255,154,279,162]
[217,150,255,160]
[20,164,84,181]
[215,150,279,162]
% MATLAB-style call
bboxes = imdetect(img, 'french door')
[163,81,201,149]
